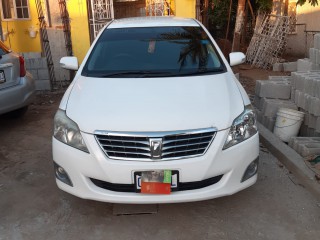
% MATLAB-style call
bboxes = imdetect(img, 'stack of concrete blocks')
[23,52,51,90]
[47,29,70,88]
[273,34,320,72]
[289,137,320,157]
[254,76,298,131]
[291,71,320,137]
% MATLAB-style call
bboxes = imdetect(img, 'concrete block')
[253,95,262,110]
[255,109,262,122]
[273,63,283,72]
[28,70,38,80]
[315,49,320,65]
[298,124,309,137]
[38,69,50,80]
[297,59,320,71]
[316,117,320,133]
[27,58,48,70]
[309,48,317,64]
[291,87,295,101]
[262,116,275,131]
[299,143,320,157]
[257,80,291,99]
[314,34,320,50]
[23,52,41,59]
[310,97,320,116]
[283,62,297,72]
[261,98,298,118]
[268,76,291,81]
[35,80,51,90]
[307,114,317,129]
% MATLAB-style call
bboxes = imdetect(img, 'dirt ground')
[1,67,320,239]
[232,64,290,95]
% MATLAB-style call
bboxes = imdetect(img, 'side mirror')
[60,56,78,70]
[229,52,246,67]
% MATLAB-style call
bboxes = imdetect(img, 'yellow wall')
[1,0,41,52]
[175,0,195,18]
[66,0,91,64]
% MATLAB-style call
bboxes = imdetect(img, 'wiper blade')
[98,71,173,78]
[178,68,225,76]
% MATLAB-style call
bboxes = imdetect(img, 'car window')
[82,26,226,78]
[0,41,11,56]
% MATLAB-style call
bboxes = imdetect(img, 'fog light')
[54,162,73,186]
[241,158,259,182]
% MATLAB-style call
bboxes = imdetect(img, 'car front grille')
[95,128,216,161]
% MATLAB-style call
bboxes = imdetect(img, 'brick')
[35,80,51,90]
[297,59,320,71]
[257,80,291,99]
[283,62,297,72]
[38,69,50,80]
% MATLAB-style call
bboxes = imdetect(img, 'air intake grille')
[95,128,216,161]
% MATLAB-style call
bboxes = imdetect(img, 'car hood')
[66,73,244,133]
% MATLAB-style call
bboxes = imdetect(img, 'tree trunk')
[232,0,246,52]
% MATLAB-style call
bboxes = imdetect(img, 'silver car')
[0,41,35,117]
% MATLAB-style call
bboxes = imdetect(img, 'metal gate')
[88,0,114,41]
[147,0,172,16]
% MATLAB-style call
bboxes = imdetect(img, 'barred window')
[1,0,30,20]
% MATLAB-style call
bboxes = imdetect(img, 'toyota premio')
[52,17,259,203]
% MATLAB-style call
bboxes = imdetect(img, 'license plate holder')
[0,70,6,84]
[134,170,179,193]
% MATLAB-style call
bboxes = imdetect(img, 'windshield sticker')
[148,40,156,54]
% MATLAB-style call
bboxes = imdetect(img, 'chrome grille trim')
[95,128,217,161]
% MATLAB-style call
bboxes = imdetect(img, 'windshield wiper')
[177,68,225,76]
[97,71,174,78]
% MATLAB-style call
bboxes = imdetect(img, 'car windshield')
[82,26,226,78]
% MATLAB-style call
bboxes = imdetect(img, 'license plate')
[134,170,179,194]
[0,70,5,84]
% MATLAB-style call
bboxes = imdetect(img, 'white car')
[53,17,259,204]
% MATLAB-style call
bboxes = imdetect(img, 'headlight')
[53,109,89,153]
[223,105,257,150]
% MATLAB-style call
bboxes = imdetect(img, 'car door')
[0,41,20,90]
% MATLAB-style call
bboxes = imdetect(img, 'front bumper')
[0,72,35,114]
[52,130,259,204]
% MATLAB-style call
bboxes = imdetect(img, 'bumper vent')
[95,128,216,161]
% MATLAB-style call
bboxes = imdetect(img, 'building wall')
[286,2,320,58]
[66,0,91,64]
[1,0,41,53]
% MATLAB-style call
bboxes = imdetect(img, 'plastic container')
[273,108,305,142]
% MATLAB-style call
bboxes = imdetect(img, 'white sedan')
[53,17,259,203]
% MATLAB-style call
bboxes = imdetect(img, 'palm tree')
[160,27,209,71]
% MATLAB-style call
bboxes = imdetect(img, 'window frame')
[0,0,31,21]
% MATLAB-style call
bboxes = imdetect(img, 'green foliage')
[296,0,319,6]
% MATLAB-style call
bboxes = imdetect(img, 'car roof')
[108,17,200,29]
